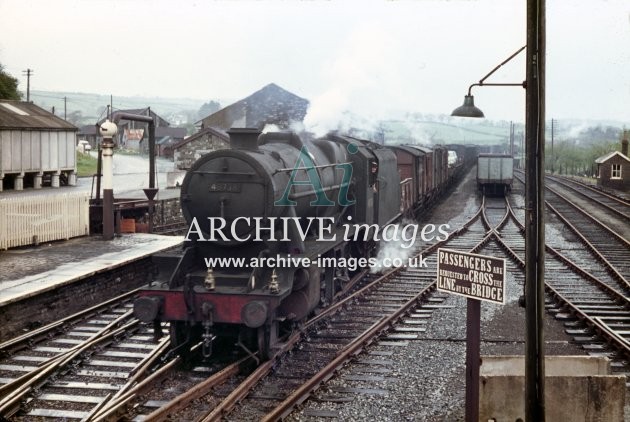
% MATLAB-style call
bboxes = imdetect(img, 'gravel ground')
[288,167,592,421]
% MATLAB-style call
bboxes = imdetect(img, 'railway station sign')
[437,248,506,305]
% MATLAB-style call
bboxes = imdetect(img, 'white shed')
[0,100,78,191]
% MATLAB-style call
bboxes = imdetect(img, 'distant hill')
[27,90,212,128]
[25,90,628,148]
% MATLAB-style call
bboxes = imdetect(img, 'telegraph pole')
[551,118,554,174]
[525,0,546,420]
[22,68,33,102]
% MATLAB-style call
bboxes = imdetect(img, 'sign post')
[437,248,506,422]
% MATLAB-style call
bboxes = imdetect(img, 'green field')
[76,153,97,177]
[382,119,518,146]
[29,90,206,127]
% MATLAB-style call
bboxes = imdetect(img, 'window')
[611,164,622,179]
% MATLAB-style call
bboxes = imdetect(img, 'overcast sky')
[1,0,629,126]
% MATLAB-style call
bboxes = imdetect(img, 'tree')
[0,64,22,100]
[66,110,84,126]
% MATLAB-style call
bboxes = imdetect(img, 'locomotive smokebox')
[228,128,261,150]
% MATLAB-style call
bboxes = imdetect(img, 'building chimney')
[622,130,629,157]
[227,128,261,150]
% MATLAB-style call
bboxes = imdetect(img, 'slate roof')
[595,151,630,164]
[200,83,308,130]
[0,100,77,131]
[172,126,229,150]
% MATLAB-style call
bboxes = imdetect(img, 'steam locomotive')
[133,128,475,359]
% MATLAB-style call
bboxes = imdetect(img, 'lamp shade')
[451,95,485,118]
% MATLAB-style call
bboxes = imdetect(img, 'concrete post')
[51,172,60,188]
[34,173,43,189]
[15,174,24,191]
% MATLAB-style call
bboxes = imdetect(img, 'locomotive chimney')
[228,128,262,150]
[622,130,629,157]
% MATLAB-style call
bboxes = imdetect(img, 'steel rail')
[141,357,247,421]
[516,172,630,249]
[305,202,485,330]
[505,195,630,358]
[545,285,630,358]
[545,173,630,206]
[545,174,630,222]
[198,332,304,422]
[87,335,172,420]
[0,313,139,417]
[544,200,629,289]
[0,308,137,398]
[91,352,183,421]
[260,198,499,421]
[0,288,139,355]
[127,198,488,421]
[193,202,488,421]
[505,197,629,302]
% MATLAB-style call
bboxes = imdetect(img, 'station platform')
[0,233,183,307]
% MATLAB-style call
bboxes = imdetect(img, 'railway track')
[111,201,489,421]
[545,174,630,221]
[140,196,513,421]
[262,188,630,419]
[3,173,628,420]
[515,171,630,287]
[0,291,173,420]
[545,174,630,205]
[510,177,630,381]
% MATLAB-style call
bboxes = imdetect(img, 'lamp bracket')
[479,45,526,84]
[467,81,527,95]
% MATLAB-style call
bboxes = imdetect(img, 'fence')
[0,192,90,250]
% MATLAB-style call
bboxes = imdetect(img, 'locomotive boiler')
[133,128,401,359]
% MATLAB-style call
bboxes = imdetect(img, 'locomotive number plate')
[209,183,241,192]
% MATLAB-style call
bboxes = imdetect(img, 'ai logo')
[274,143,358,207]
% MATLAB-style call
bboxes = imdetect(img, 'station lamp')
[451,46,526,118]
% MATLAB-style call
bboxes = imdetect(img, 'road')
[73,152,178,199]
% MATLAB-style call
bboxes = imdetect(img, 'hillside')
[28,90,210,128]
[25,90,628,150]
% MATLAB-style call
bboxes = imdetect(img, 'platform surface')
[0,233,183,307]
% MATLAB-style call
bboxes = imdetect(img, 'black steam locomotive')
[133,128,474,359]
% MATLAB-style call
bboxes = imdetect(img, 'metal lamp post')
[451,0,546,420]
[99,119,118,240]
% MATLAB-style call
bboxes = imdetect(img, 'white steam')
[369,220,417,274]
[304,25,405,138]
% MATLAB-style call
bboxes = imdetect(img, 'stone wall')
[0,258,155,341]
[173,132,229,170]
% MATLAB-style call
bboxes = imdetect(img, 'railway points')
[1,149,629,420]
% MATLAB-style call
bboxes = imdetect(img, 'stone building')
[595,134,629,192]
[200,83,309,131]
[167,83,309,185]
[172,127,229,171]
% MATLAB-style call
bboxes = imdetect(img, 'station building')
[0,100,78,191]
